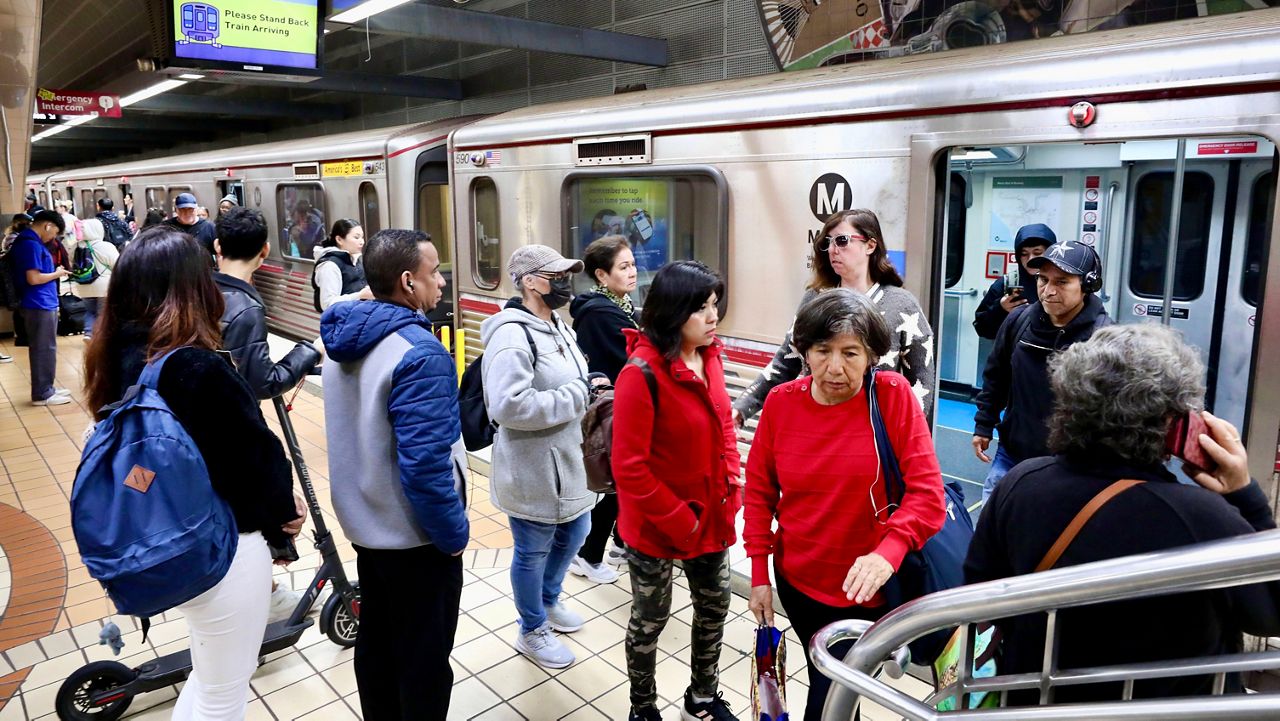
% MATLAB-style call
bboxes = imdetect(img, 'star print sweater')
[734,286,936,420]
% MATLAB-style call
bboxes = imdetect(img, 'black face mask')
[541,277,572,310]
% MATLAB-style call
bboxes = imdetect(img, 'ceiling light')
[177,73,205,80]
[119,79,188,108]
[330,0,414,24]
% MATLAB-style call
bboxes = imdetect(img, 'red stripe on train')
[458,297,502,315]
[723,347,772,368]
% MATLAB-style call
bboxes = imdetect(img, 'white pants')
[172,531,272,721]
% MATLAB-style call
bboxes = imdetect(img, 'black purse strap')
[867,368,907,515]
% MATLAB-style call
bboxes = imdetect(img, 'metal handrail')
[811,529,1280,720]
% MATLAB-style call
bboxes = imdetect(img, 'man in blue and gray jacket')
[321,228,468,721]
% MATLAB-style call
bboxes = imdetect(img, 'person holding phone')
[965,323,1280,704]
[972,223,1055,340]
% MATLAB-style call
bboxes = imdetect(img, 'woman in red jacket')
[612,260,741,721]
[745,289,944,721]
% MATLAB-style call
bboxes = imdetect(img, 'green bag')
[932,623,1000,711]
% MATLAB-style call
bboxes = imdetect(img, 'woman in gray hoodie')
[480,244,603,670]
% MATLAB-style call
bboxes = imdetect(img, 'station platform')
[0,335,931,720]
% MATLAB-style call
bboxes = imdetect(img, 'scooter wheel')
[321,582,361,648]
[55,660,136,720]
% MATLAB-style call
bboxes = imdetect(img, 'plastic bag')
[752,625,790,721]
[932,623,1000,710]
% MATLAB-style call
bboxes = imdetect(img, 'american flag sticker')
[485,149,503,165]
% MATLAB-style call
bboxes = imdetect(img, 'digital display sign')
[170,0,321,73]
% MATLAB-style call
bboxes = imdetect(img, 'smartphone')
[1165,412,1218,473]
[269,538,300,564]
[1004,266,1020,294]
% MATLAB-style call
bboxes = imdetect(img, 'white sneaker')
[569,555,619,584]
[605,541,628,567]
[545,601,585,633]
[0,353,12,363]
[33,394,71,406]
[267,585,303,623]
[516,624,575,669]
[52,387,71,397]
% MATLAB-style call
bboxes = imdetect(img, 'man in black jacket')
[95,198,132,249]
[972,223,1055,339]
[972,240,1110,507]
[165,192,218,263]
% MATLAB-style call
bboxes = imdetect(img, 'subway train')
[31,8,1280,505]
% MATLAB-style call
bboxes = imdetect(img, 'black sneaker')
[681,689,738,721]
[629,705,663,721]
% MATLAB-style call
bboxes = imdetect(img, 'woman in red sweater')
[745,289,944,721]
[612,261,741,721]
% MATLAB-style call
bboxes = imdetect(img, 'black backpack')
[0,249,19,311]
[101,216,131,249]
[459,323,538,451]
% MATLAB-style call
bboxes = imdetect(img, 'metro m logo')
[809,173,853,220]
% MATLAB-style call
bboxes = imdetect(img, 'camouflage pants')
[626,548,731,709]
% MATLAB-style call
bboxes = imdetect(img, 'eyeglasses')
[818,234,869,252]
[534,271,571,282]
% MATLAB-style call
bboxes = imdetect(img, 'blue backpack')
[71,349,238,619]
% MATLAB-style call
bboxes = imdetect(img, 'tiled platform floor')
[0,334,930,720]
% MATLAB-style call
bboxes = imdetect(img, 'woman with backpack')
[82,226,304,720]
[73,218,119,341]
[567,235,639,584]
[611,260,741,721]
[312,218,372,312]
[479,244,605,670]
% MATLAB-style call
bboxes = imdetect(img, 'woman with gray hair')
[965,323,1280,704]
[744,288,945,720]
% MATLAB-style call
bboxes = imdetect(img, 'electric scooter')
[55,391,361,721]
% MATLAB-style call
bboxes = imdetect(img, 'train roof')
[453,9,1280,148]
[41,118,470,184]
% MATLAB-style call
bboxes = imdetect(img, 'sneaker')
[267,585,303,624]
[629,706,663,721]
[545,601,585,633]
[569,555,619,584]
[605,541,628,567]
[516,624,575,669]
[33,394,71,406]
[52,387,71,397]
[681,689,737,721]
[0,353,11,363]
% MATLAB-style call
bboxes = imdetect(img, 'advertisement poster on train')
[989,176,1062,249]
[757,0,1267,71]
[576,179,670,272]
[171,0,320,71]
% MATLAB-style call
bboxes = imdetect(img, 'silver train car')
[30,9,1280,504]
[446,9,1280,500]
[30,118,473,337]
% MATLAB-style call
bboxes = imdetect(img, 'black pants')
[776,571,885,721]
[353,543,463,721]
[578,493,621,564]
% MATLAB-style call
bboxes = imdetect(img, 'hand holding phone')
[1175,411,1251,495]
[1165,411,1217,473]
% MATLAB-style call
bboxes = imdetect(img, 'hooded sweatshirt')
[973,294,1111,460]
[972,232,1055,340]
[480,298,593,524]
[320,300,469,553]
[570,289,638,382]
[75,219,118,299]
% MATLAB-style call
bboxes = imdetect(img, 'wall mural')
[757,0,1275,70]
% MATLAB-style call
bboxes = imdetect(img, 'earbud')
[407,280,415,289]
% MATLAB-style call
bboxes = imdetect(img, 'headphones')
[1080,245,1103,294]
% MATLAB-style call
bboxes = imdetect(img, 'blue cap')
[1014,223,1056,251]
[175,192,198,209]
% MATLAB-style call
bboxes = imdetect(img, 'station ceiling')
[30,0,670,173]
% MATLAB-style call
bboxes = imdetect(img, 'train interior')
[935,135,1277,517]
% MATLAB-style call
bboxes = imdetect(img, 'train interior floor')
[0,334,933,720]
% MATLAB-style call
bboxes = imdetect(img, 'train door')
[934,136,1273,516]
[218,180,243,208]
[415,146,455,328]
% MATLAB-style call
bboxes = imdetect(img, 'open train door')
[415,146,456,330]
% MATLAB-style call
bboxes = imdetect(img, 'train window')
[166,186,193,215]
[39,191,48,207]
[562,172,728,310]
[945,173,967,288]
[1242,172,1275,307]
[472,177,501,289]
[277,183,327,261]
[1128,171,1214,301]
[419,184,453,268]
[49,189,59,202]
[81,190,93,217]
[359,182,382,237]
[145,186,165,215]
[92,189,107,216]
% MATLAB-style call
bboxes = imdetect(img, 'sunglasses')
[817,234,869,252]
[534,270,571,282]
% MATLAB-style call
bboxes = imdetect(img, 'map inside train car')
[758,0,1275,70]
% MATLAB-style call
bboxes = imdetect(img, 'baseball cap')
[1014,223,1056,251]
[1026,239,1099,278]
[507,244,584,284]
[175,192,198,209]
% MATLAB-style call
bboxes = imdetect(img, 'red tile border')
[0,501,68,711]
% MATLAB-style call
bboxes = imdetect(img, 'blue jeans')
[83,297,100,338]
[508,513,591,633]
[980,445,1020,508]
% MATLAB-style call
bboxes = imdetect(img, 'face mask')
[541,277,572,310]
